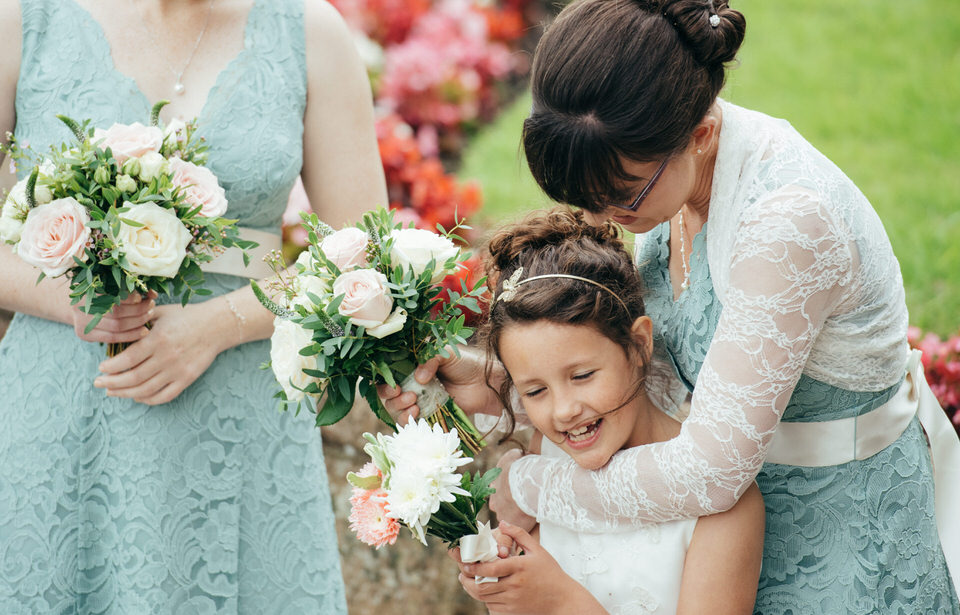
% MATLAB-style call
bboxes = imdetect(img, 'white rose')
[137,151,168,182]
[388,228,459,283]
[115,201,192,277]
[0,199,27,244]
[291,272,328,310]
[270,317,321,402]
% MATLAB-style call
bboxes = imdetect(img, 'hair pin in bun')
[709,13,720,27]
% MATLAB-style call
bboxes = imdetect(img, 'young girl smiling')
[457,207,764,614]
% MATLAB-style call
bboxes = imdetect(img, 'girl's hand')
[456,522,606,614]
[376,346,501,424]
[92,300,228,405]
[72,290,157,344]
[490,450,537,532]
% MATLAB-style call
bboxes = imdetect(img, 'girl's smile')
[499,318,675,470]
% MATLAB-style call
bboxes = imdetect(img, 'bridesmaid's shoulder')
[303,0,354,49]
[302,0,367,89]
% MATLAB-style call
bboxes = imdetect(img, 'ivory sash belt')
[766,349,960,589]
[199,227,281,279]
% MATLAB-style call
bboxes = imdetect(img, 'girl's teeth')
[567,420,599,442]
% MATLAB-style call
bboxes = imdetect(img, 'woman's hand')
[72,290,157,344]
[93,299,229,405]
[455,522,607,615]
[490,449,537,532]
[376,346,501,424]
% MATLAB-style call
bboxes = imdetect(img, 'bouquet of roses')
[253,207,488,453]
[0,101,254,356]
[347,418,500,567]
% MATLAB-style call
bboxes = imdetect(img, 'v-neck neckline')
[61,0,257,124]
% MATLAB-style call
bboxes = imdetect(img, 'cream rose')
[320,227,369,272]
[93,122,163,165]
[333,269,396,331]
[168,158,228,217]
[270,317,321,402]
[137,151,168,183]
[116,202,192,277]
[388,228,459,283]
[16,197,90,276]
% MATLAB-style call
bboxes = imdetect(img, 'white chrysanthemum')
[385,418,473,474]
[384,470,438,545]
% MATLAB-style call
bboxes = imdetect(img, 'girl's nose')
[554,393,584,427]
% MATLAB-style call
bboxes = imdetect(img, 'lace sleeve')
[509,188,854,531]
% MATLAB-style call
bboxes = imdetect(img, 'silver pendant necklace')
[135,0,217,96]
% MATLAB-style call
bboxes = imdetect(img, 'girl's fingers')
[496,521,539,554]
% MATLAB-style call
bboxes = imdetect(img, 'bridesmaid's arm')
[301,0,388,228]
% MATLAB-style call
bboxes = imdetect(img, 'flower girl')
[456,207,764,614]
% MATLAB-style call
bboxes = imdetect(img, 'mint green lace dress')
[636,222,958,614]
[0,0,348,612]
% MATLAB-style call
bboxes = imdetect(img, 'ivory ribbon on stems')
[459,521,499,584]
[400,372,450,420]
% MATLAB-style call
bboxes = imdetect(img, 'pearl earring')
[697,148,703,155]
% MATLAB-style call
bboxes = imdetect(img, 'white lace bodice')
[509,100,909,531]
[537,440,696,615]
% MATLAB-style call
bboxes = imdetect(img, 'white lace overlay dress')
[538,440,697,615]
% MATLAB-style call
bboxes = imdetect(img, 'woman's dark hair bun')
[658,0,746,68]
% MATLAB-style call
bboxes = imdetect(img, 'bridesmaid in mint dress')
[0,0,386,612]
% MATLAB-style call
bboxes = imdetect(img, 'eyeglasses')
[608,158,669,212]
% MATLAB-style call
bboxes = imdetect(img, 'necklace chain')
[678,207,691,291]
[134,0,217,95]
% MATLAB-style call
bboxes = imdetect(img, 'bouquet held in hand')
[0,101,254,355]
[347,418,500,569]
[254,207,487,453]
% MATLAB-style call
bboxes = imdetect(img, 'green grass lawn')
[459,0,960,335]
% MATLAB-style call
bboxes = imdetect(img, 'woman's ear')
[689,106,721,154]
[630,316,653,363]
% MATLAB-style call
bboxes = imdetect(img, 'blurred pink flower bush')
[909,326,960,433]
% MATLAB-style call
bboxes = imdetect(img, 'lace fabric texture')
[0,0,347,613]
[509,101,958,611]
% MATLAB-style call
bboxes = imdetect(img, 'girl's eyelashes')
[572,370,596,381]
[523,387,546,398]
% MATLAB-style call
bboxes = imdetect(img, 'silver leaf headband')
[496,266,631,314]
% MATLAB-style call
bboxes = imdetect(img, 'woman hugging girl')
[456,206,764,615]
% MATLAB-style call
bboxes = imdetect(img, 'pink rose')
[320,227,369,272]
[168,158,229,217]
[17,197,90,276]
[333,269,393,328]
[93,122,163,165]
